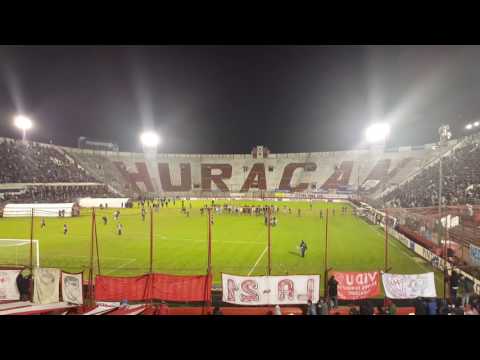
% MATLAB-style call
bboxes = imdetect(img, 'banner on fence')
[221,274,320,305]
[33,268,61,304]
[332,271,380,300]
[382,272,436,299]
[0,269,21,300]
[470,244,480,265]
[95,273,212,302]
[61,272,83,305]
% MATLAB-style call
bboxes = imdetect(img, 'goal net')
[0,239,40,268]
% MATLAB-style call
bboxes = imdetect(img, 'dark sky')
[1,45,480,154]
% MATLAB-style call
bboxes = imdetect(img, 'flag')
[0,269,21,300]
[33,268,60,304]
[382,272,436,299]
[61,272,83,305]
[332,271,380,300]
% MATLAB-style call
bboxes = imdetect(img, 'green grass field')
[0,200,445,295]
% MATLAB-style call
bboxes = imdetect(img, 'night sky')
[1,45,480,154]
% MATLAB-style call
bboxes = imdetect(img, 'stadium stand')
[0,137,451,201]
[382,133,480,208]
[0,138,96,184]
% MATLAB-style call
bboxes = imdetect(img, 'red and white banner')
[332,271,380,300]
[0,269,21,300]
[382,272,437,299]
[222,274,320,305]
[95,273,212,302]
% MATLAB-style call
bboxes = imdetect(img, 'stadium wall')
[78,197,130,208]
[2,203,77,217]
[352,203,480,296]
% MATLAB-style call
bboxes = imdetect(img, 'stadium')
[1,46,480,316]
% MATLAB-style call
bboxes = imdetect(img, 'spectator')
[414,298,427,315]
[438,300,450,315]
[306,300,317,315]
[450,271,460,301]
[375,306,387,315]
[317,299,329,315]
[387,302,397,315]
[464,304,479,315]
[463,276,475,306]
[426,298,438,315]
[274,305,282,315]
[213,306,223,315]
[328,275,339,308]
[359,300,374,315]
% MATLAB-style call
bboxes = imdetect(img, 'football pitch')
[0,200,445,295]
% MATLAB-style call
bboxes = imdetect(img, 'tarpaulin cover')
[94,273,212,302]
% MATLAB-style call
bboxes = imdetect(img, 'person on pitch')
[299,240,307,258]
[102,215,108,225]
[41,217,46,229]
[63,224,68,236]
[141,207,146,221]
[117,223,123,236]
[319,210,323,219]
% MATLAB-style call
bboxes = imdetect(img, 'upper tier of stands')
[0,138,97,184]
[383,132,480,208]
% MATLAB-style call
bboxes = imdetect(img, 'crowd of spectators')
[1,185,116,203]
[0,140,97,183]
[383,141,480,208]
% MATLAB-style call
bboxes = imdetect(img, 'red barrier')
[95,273,212,302]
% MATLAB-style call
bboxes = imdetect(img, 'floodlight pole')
[94,212,101,275]
[202,207,213,315]
[30,208,34,271]
[88,208,96,305]
[267,206,272,276]
[149,208,154,274]
[384,209,389,272]
[207,207,212,274]
[324,208,329,298]
[29,208,34,301]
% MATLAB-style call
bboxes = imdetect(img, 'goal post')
[0,239,40,268]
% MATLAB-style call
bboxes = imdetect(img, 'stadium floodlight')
[140,131,160,148]
[365,122,391,144]
[475,121,480,127]
[13,115,33,141]
[466,123,473,130]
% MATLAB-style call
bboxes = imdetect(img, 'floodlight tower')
[140,131,161,196]
[364,122,391,198]
[365,122,391,147]
[438,124,451,301]
[365,122,392,287]
[14,115,33,141]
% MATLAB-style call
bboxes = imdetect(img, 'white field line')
[43,254,135,261]
[363,221,434,272]
[104,258,137,275]
[248,246,268,276]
